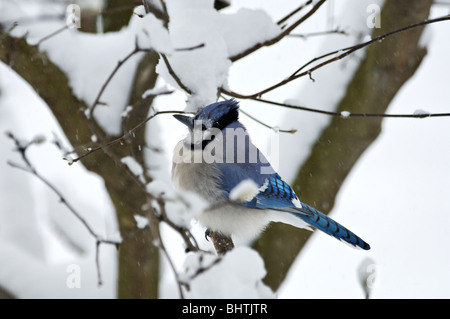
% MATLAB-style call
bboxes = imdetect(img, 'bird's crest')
[194,99,240,130]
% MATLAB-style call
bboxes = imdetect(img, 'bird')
[171,99,370,250]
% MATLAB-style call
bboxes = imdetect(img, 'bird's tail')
[292,203,370,250]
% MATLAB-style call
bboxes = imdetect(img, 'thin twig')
[239,108,297,133]
[288,28,347,39]
[224,14,450,98]
[70,110,191,163]
[0,22,18,41]
[223,96,450,119]
[95,241,103,286]
[161,53,193,94]
[36,25,68,46]
[86,40,199,119]
[157,197,200,253]
[175,43,205,52]
[230,0,327,62]
[89,44,142,119]
[277,0,313,25]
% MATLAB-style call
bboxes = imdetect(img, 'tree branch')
[223,14,450,98]
[230,0,327,62]
[221,95,450,119]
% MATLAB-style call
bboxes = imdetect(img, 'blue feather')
[291,203,371,250]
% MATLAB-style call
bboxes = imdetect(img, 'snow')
[217,8,281,58]
[121,105,133,118]
[134,215,149,229]
[340,110,351,118]
[135,12,173,54]
[146,180,174,197]
[156,0,281,111]
[120,156,143,177]
[413,109,431,116]
[229,179,259,202]
[166,190,209,229]
[156,0,231,110]
[182,247,275,298]
[146,176,209,229]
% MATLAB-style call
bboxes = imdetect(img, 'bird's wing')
[216,164,370,250]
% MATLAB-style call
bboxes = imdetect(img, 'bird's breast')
[172,141,225,203]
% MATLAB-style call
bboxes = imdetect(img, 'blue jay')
[172,99,370,250]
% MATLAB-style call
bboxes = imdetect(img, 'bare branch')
[87,40,203,123]
[239,108,297,133]
[36,25,68,46]
[6,132,120,286]
[224,14,450,98]
[160,53,193,95]
[230,0,327,62]
[288,28,348,39]
[222,95,450,119]
[277,0,313,25]
[156,197,201,254]
[175,43,205,52]
[89,44,142,119]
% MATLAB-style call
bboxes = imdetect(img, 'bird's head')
[173,99,240,149]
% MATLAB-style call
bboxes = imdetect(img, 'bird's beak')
[173,114,194,130]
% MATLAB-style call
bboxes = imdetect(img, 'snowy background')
[0,0,449,298]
